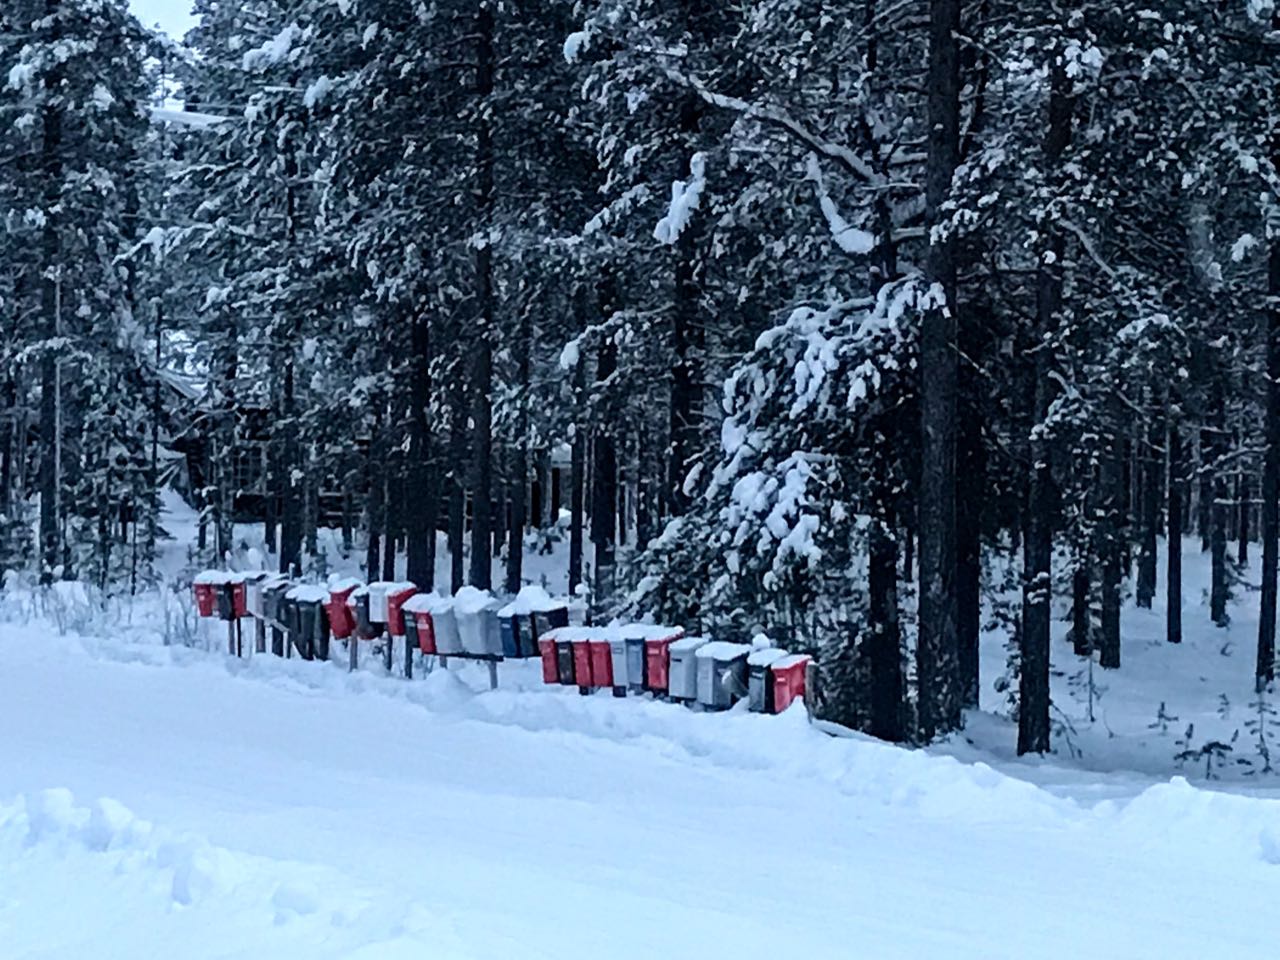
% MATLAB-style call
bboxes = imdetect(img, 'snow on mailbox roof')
[286,584,329,603]
[497,585,566,617]
[401,593,440,614]
[696,641,751,660]
[193,570,231,585]
[773,653,811,669]
[670,635,710,653]
[541,626,616,642]
[326,576,363,593]
[453,585,499,615]
[377,581,417,595]
[747,647,788,667]
[615,623,684,641]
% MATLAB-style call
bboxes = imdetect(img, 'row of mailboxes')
[539,625,810,715]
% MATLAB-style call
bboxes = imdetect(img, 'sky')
[128,0,196,38]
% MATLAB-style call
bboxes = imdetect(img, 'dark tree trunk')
[1198,444,1211,552]
[1099,433,1123,669]
[467,5,496,592]
[1259,239,1280,686]
[591,339,618,610]
[382,464,399,582]
[1238,470,1250,567]
[406,314,436,590]
[506,302,532,594]
[1071,563,1091,656]
[278,144,302,577]
[569,364,586,595]
[868,517,905,741]
[1136,415,1159,607]
[667,95,704,518]
[38,11,62,584]
[507,448,527,594]
[365,405,383,583]
[1020,88,1069,751]
[1209,390,1230,627]
[956,367,984,709]
[1167,418,1183,644]
[448,405,466,593]
[916,0,963,741]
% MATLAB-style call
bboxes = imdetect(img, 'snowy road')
[2,624,1277,958]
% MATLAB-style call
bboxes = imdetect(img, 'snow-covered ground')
[2,593,1280,958]
[4,494,1280,957]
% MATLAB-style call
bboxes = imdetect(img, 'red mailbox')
[771,654,811,713]
[572,639,593,691]
[413,610,437,654]
[588,638,613,688]
[385,583,418,637]
[538,636,559,684]
[230,576,248,619]
[645,635,675,693]
[193,575,218,618]
[326,579,362,640]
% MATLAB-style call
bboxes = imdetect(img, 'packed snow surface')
[18,492,1265,955]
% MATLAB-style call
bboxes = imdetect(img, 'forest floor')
[1,495,1277,957]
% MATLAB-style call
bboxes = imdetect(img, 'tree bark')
[569,364,586,595]
[38,3,63,584]
[1209,389,1230,627]
[1259,238,1280,686]
[406,314,436,589]
[956,367,984,709]
[667,94,704,517]
[448,404,466,593]
[1167,416,1184,644]
[591,339,618,613]
[365,403,383,583]
[467,4,496,591]
[1136,414,1159,607]
[916,0,964,741]
[1099,428,1123,669]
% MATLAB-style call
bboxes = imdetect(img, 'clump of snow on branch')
[653,153,707,245]
[805,155,874,255]
[242,24,301,71]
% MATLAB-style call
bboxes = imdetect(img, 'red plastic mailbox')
[386,585,417,637]
[588,639,613,688]
[326,582,361,640]
[194,582,217,618]
[538,636,559,684]
[572,639,593,690]
[409,611,435,654]
[645,636,675,693]
[771,655,811,713]
[231,578,248,618]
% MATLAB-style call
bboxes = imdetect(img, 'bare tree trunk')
[38,8,63,584]
[1209,388,1230,627]
[916,0,963,741]
[1259,238,1280,685]
[1167,416,1183,644]
[569,365,586,595]
[1099,400,1123,670]
[467,4,496,591]
[1238,469,1251,566]
[667,118,703,517]
[365,404,383,583]
[591,338,618,613]
[406,314,436,589]
[448,404,466,593]
[1136,414,1159,607]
